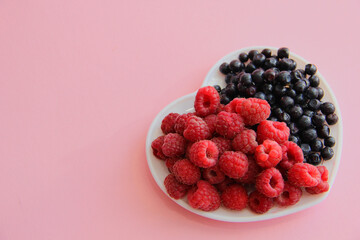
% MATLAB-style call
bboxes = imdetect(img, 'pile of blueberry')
[214,47,338,165]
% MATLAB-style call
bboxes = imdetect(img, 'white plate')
[146,46,343,222]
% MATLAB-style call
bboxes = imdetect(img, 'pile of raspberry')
[152,86,330,213]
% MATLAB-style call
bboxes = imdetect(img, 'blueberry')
[272,107,284,118]
[312,113,326,127]
[320,102,335,115]
[321,147,334,160]
[245,62,256,73]
[294,80,307,93]
[277,71,292,85]
[289,59,297,70]
[253,53,266,67]
[308,99,321,111]
[262,84,273,94]
[317,87,324,100]
[278,58,293,71]
[301,128,318,143]
[305,87,319,99]
[303,110,315,118]
[240,73,253,86]
[245,86,257,97]
[261,48,272,58]
[326,113,338,125]
[231,74,240,85]
[297,115,312,129]
[294,93,307,104]
[251,69,264,85]
[237,82,246,94]
[263,57,278,70]
[317,125,330,138]
[213,85,221,93]
[219,62,230,74]
[264,69,277,82]
[277,47,290,58]
[239,52,249,62]
[310,139,323,152]
[307,152,321,166]
[220,95,230,104]
[289,105,303,119]
[291,70,304,82]
[280,96,294,109]
[248,50,259,61]
[266,94,276,105]
[225,73,234,84]
[225,83,237,98]
[254,91,266,100]
[289,135,300,145]
[274,84,287,97]
[230,60,244,73]
[269,117,278,122]
[305,64,317,75]
[289,122,299,135]
[286,89,297,98]
[309,75,320,87]
[324,136,335,147]
[301,143,311,156]
[278,112,291,124]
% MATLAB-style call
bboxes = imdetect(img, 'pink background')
[0,0,359,239]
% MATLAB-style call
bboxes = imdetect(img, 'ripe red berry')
[162,133,186,158]
[280,141,304,170]
[232,129,258,154]
[183,116,211,142]
[248,190,274,214]
[161,113,180,134]
[215,111,245,139]
[255,140,282,168]
[256,167,284,198]
[151,136,166,160]
[236,98,271,126]
[164,174,191,199]
[194,86,220,117]
[219,151,249,179]
[172,159,201,185]
[221,184,248,210]
[257,120,290,144]
[275,182,302,207]
[189,140,219,168]
[187,180,221,211]
[288,163,321,187]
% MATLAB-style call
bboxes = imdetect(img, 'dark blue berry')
[309,75,320,87]
[264,69,277,82]
[303,110,315,118]
[286,89,297,98]
[278,112,291,124]
[301,128,318,143]
[320,102,335,115]
[266,94,276,105]
[262,84,273,94]
[213,85,221,93]
[220,95,230,104]
[219,62,230,74]
[240,73,253,86]
[307,152,321,166]
[277,47,289,58]
[297,115,312,129]
[291,70,304,82]
[326,113,338,125]
[229,60,243,73]
[289,105,303,119]
[305,87,319,99]
[251,69,264,85]
[278,58,293,71]
[308,99,321,111]
[261,48,272,58]
[324,136,335,147]
[289,135,300,145]
[301,143,311,156]
[248,50,259,61]
[245,86,257,97]
[263,57,278,70]
[274,84,287,97]
[269,117,278,122]
[277,71,292,85]
[289,122,299,135]
[245,62,256,73]
[239,52,248,62]
[294,93,307,104]
[272,107,284,118]
[312,114,326,127]
[225,83,237,98]
[321,147,334,160]
[254,91,266,100]
[294,80,307,93]
[310,139,323,152]
[317,125,330,138]
[317,87,324,100]
[280,96,294,109]
[253,53,266,67]
[225,73,233,84]
[305,64,317,75]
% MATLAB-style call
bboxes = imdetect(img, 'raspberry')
[161,113,180,134]
[216,103,226,114]
[224,98,245,113]
[202,165,225,184]
[162,133,186,158]
[219,151,249,179]
[214,177,235,192]
[306,166,330,194]
[256,167,284,198]
[204,114,217,135]
[174,113,195,135]
[194,86,220,117]
[257,120,290,144]
[187,180,221,211]
[215,111,245,139]
[287,163,321,187]
[211,137,232,156]
[275,182,302,207]
[255,140,282,168]
[248,190,274,214]
[164,174,191,199]
[185,142,194,159]
[280,141,304,170]
[237,155,261,184]
[232,129,258,154]
[236,98,271,126]
[172,159,201,185]
[165,158,178,173]
[189,140,219,168]
[183,116,211,142]
[151,136,166,160]
[221,184,248,210]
